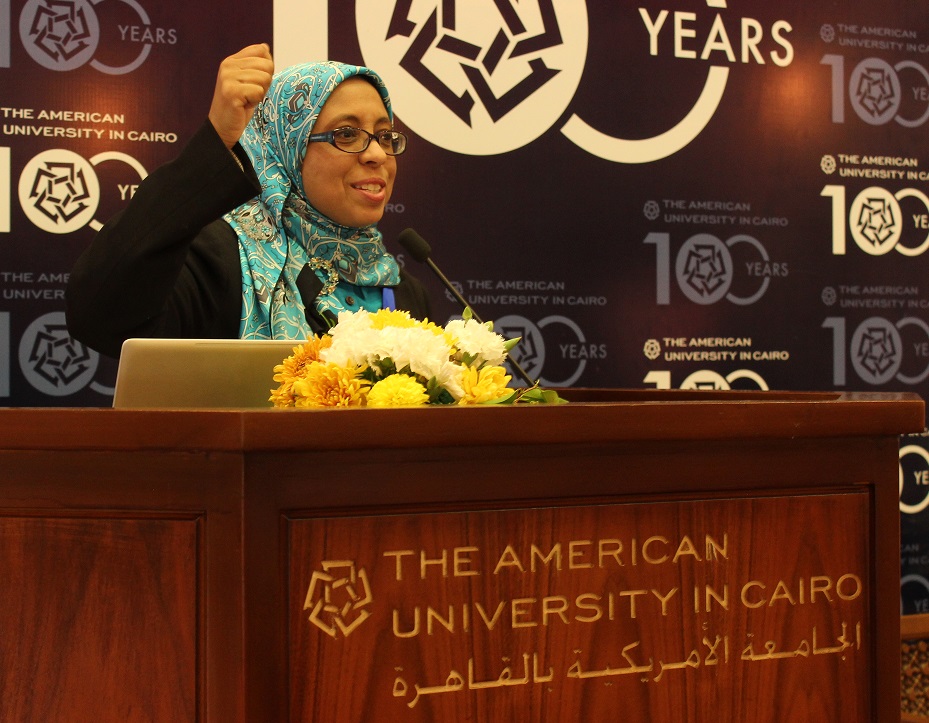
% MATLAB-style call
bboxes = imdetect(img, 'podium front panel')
[285,492,869,722]
[1,397,922,723]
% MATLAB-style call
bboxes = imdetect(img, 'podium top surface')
[0,389,924,453]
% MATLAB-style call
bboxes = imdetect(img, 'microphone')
[397,228,536,386]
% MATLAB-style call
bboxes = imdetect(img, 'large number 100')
[821,184,929,256]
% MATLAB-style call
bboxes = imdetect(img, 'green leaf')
[434,389,456,404]
[482,390,518,405]
[541,389,568,404]
[502,385,569,405]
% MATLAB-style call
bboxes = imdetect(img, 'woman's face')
[302,77,397,228]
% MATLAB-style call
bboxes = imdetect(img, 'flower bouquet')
[269,308,565,408]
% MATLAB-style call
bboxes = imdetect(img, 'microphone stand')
[398,230,537,387]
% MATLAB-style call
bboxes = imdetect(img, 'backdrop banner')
[1,1,927,611]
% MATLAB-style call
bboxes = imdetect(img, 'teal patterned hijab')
[225,61,401,339]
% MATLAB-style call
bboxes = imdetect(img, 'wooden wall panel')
[0,515,199,723]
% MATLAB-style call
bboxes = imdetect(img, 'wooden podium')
[0,389,923,722]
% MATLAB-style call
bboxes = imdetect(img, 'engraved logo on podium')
[304,560,373,637]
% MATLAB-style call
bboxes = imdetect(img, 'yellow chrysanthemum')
[291,362,369,407]
[366,374,430,407]
[458,365,512,405]
[370,308,444,335]
[269,336,334,407]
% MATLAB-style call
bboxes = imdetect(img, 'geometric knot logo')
[27,324,92,385]
[442,280,466,306]
[855,324,898,377]
[853,65,897,118]
[304,561,373,638]
[855,195,898,247]
[500,317,541,372]
[681,242,730,297]
[383,0,565,126]
[356,0,588,155]
[18,150,100,233]
[19,312,99,396]
[27,161,92,223]
[643,338,661,360]
[24,0,95,64]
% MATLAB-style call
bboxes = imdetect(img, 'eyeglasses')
[308,126,408,156]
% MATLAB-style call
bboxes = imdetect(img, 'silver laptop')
[112,338,304,408]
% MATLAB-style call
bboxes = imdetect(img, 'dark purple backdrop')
[2,0,927,612]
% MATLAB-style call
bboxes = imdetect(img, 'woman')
[66,44,430,358]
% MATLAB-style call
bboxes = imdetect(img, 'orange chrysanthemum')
[269,336,333,407]
[291,362,369,407]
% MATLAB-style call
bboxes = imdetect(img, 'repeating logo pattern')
[823,185,929,256]
[646,232,780,306]
[494,313,594,387]
[823,316,929,386]
[348,0,793,161]
[15,0,172,74]
[18,312,98,395]
[18,149,99,233]
[823,54,929,127]
[15,149,147,234]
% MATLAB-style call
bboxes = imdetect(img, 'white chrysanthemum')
[434,361,465,400]
[444,318,509,366]
[322,311,456,380]
[322,313,379,368]
[378,325,454,379]
[330,309,374,335]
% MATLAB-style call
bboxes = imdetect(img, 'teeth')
[354,183,381,192]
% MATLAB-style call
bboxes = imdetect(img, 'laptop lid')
[112,338,303,408]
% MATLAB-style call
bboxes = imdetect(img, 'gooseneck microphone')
[397,228,536,386]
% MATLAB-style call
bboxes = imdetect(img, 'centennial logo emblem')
[19,0,101,71]
[18,149,99,234]
[16,149,148,234]
[850,187,900,254]
[275,0,796,161]
[495,313,594,387]
[850,317,901,384]
[823,184,929,257]
[17,0,173,74]
[824,315,929,387]
[19,312,98,396]
[356,0,587,155]
[823,54,929,128]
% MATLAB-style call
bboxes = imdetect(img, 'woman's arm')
[66,121,260,357]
